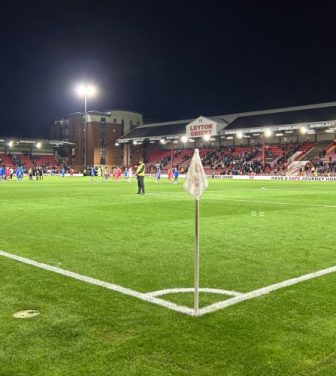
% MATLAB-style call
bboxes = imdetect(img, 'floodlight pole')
[84,94,87,168]
[262,135,265,168]
[194,198,200,315]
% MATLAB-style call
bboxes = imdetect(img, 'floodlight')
[160,138,166,144]
[86,85,96,96]
[76,84,97,97]
[8,141,13,147]
[203,134,211,141]
[36,142,42,149]
[75,83,98,168]
[264,129,272,138]
[181,135,188,143]
[300,126,307,134]
[236,131,243,139]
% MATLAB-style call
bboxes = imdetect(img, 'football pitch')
[1,176,336,375]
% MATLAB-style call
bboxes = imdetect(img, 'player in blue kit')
[124,167,128,181]
[15,166,23,181]
[156,165,161,183]
[89,166,95,182]
[173,167,179,184]
[0,166,5,181]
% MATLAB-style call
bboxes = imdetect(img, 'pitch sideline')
[1,250,336,317]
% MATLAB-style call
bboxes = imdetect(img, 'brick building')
[50,110,143,170]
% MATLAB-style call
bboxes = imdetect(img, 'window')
[62,128,69,138]
[100,122,107,165]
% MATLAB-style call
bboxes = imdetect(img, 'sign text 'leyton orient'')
[189,124,214,137]
[186,116,220,138]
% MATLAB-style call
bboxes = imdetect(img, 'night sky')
[1,0,336,138]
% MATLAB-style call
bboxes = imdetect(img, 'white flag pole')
[183,148,208,316]
[194,197,200,315]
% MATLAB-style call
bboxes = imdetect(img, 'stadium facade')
[2,101,332,172]
[47,102,336,169]
[0,102,336,174]
[120,101,336,142]
[116,101,336,167]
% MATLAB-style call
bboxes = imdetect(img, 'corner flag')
[183,149,208,199]
[183,148,208,315]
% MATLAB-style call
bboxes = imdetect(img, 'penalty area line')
[0,250,194,316]
[198,264,336,316]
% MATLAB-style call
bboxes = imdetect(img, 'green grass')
[1,176,336,375]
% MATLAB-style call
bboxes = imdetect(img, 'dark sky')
[1,0,336,138]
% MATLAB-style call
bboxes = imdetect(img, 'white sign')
[186,116,220,138]
[183,149,208,199]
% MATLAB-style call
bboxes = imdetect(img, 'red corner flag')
[183,149,208,199]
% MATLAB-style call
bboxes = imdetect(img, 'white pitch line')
[2,250,336,317]
[147,287,242,297]
[149,192,336,209]
[208,197,336,209]
[0,250,194,316]
[198,264,336,316]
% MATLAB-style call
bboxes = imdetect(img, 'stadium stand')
[0,153,15,168]
[323,142,336,161]
[31,154,60,168]
[18,154,35,168]
[0,152,60,170]
[143,141,336,176]
[300,141,330,161]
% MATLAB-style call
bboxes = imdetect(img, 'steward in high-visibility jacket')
[136,161,145,194]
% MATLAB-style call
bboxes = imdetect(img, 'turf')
[1,176,336,375]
